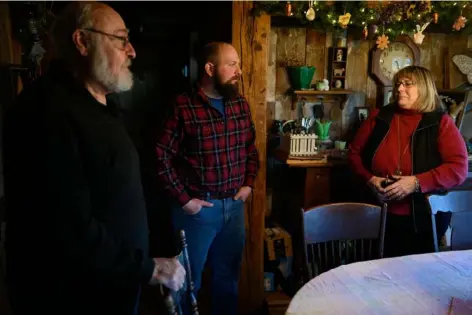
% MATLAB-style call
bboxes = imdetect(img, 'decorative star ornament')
[376,34,390,50]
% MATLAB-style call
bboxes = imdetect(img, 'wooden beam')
[0,2,14,65]
[232,1,270,313]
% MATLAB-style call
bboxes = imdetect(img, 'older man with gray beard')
[3,2,184,315]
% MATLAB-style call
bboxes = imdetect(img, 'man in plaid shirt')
[155,42,259,314]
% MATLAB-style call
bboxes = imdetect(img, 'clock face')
[379,42,415,81]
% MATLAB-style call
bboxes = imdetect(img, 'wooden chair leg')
[431,214,440,252]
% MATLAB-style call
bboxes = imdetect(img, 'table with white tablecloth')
[287,250,472,315]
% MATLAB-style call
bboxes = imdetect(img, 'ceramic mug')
[335,141,346,150]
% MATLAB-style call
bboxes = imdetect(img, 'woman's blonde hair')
[392,66,444,113]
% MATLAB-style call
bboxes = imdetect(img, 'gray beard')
[90,46,134,93]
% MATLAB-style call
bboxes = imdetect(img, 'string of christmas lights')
[253,1,472,42]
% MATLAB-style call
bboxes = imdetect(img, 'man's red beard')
[214,73,240,99]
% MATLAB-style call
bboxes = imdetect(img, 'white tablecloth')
[287,250,472,315]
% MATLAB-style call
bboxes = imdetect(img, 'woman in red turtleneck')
[349,66,468,258]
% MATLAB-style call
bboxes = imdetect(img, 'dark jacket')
[361,103,449,235]
[4,61,154,314]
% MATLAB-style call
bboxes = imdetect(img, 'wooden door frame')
[232,1,270,313]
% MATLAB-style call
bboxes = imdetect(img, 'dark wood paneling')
[0,3,13,66]
[272,28,472,121]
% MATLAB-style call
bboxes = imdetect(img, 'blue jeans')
[171,197,245,315]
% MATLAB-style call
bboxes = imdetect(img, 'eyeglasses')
[395,79,416,88]
[83,28,130,50]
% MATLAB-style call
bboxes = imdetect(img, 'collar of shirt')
[48,59,121,118]
[193,82,241,108]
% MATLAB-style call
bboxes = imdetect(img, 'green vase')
[314,119,332,141]
[287,66,316,90]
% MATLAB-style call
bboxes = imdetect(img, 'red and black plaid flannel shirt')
[155,86,259,206]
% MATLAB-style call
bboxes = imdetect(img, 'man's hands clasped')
[368,175,418,201]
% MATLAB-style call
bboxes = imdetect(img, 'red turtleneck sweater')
[349,107,468,215]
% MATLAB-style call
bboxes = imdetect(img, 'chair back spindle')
[163,292,178,315]
[161,229,199,315]
[180,230,199,315]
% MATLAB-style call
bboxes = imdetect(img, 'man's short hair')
[197,41,230,78]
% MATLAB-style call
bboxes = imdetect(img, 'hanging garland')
[253,1,472,41]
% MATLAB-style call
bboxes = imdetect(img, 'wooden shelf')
[275,148,348,168]
[292,89,354,110]
[294,90,353,95]
[437,88,470,95]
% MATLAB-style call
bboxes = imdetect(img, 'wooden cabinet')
[303,167,331,208]
[273,149,356,211]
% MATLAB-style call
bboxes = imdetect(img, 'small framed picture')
[356,107,370,123]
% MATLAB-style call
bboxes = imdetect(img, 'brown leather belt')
[191,189,238,200]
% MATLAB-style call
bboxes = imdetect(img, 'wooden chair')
[427,191,472,252]
[301,202,387,282]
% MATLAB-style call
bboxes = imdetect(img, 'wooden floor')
[264,292,291,315]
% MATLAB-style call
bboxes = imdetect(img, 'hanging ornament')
[453,16,467,31]
[305,8,315,21]
[306,1,316,21]
[27,17,41,42]
[338,13,351,29]
[433,12,439,24]
[413,21,430,45]
[421,0,432,13]
[404,3,416,20]
[362,25,369,40]
[285,1,293,17]
[376,34,390,50]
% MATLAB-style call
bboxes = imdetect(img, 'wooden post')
[0,4,13,315]
[232,1,270,313]
[0,2,14,65]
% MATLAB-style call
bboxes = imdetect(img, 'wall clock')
[370,35,421,106]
